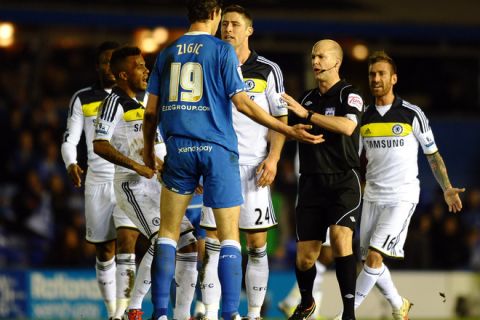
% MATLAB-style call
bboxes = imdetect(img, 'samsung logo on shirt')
[366,139,405,148]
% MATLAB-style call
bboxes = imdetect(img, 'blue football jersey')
[147,31,246,154]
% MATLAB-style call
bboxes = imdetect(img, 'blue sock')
[152,238,176,318]
[218,242,242,319]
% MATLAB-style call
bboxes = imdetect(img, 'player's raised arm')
[231,91,324,144]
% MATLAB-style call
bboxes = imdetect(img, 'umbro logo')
[350,216,356,222]
[345,294,355,299]
[304,101,313,106]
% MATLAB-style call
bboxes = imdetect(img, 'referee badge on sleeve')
[347,93,363,111]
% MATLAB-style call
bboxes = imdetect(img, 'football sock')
[95,257,116,317]
[114,253,136,318]
[129,245,154,310]
[295,263,316,306]
[335,254,356,320]
[174,252,199,320]
[152,238,177,318]
[354,263,383,309]
[246,244,268,319]
[312,260,326,316]
[201,237,221,320]
[218,240,242,320]
[375,263,403,309]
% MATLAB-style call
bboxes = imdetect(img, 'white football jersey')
[61,85,114,185]
[94,86,162,181]
[361,97,438,203]
[233,52,288,165]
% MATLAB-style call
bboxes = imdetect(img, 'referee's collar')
[316,79,348,97]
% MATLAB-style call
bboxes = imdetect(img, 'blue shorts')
[162,136,243,208]
[186,193,206,239]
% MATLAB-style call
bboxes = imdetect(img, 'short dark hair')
[95,41,119,65]
[223,4,253,27]
[187,0,222,23]
[110,46,142,77]
[368,50,397,74]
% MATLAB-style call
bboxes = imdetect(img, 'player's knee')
[296,252,317,271]
[246,233,267,249]
[116,228,139,253]
[365,250,383,268]
[178,241,198,253]
[95,240,116,261]
[177,231,197,253]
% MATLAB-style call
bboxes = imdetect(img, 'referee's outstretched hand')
[281,93,308,119]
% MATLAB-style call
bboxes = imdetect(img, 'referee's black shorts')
[295,169,361,242]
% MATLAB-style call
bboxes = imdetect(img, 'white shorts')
[113,204,137,230]
[84,182,117,243]
[323,227,331,247]
[200,164,277,231]
[359,200,416,260]
[114,177,195,244]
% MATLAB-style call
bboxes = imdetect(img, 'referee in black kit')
[281,39,364,320]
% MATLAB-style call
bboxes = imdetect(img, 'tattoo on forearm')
[427,152,451,191]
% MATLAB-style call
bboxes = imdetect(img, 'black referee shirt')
[289,80,364,174]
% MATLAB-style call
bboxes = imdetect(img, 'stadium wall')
[1,269,479,319]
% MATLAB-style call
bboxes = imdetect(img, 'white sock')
[354,263,384,309]
[201,237,221,320]
[282,282,301,307]
[312,260,326,317]
[375,263,403,309]
[246,244,268,319]
[129,245,154,310]
[194,300,206,317]
[115,253,136,318]
[174,252,199,320]
[95,257,116,317]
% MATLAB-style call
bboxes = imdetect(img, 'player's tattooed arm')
[427,151,465,213]
[426,152,451,191]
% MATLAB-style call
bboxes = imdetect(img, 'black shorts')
[295,169,361,242]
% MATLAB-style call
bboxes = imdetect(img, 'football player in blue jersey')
[142,1,323,319]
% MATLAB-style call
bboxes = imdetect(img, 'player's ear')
[392,73,397,85]
[119,71,128,81]
[247,26,253,36]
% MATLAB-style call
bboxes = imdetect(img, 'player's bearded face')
[368,62,395,97]
[130,55,149,91]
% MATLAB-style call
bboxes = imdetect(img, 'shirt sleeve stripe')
[68,87,91,117]
[402,101,429,133]
[101,95,119,122]
[257,56,285,93]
